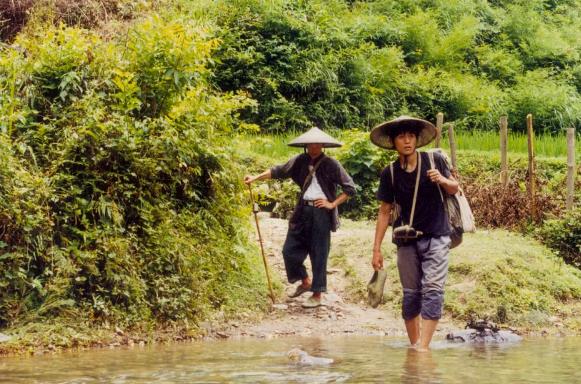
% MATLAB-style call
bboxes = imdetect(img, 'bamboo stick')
[435,112,443,148]
[566,128,576,211]
[248,185,276,304]
[526,114,537,221]
[448,123,457,172]
[500,116,508,187]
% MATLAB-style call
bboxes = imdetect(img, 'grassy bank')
[331,220,581,333]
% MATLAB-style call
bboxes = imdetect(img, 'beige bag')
[427,151,476,248]
[456,190,476,233]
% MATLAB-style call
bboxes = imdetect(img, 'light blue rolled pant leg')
[396,236,451,320]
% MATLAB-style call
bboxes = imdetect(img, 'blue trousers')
[282,206,331,293]
[397,236,450,320]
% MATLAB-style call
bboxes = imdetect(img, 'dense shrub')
[537,208,581,267]
[0,0,158,41]
[336,130,396,219]
[201,0,581,134]
[0,19,266,328]
[0,0,34,41]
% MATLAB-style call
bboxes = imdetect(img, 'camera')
[392,225,423,244]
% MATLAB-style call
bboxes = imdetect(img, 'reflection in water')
[0,336,580,383]
[401,348,441,384]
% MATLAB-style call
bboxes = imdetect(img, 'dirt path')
[226,214,459,340]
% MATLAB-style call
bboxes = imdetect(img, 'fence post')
[526,114,537,220]
[566,128,576,211]
[448,123,457,172]
[500,116,508,187]
[435,112,443,148]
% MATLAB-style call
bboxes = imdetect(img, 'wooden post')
[448,123,457,171]
[526,114,537,220]
[435,112,443,148]
[500,116,508,187]
[566,128,576,211]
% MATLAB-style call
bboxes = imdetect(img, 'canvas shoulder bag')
[427,150,475,249]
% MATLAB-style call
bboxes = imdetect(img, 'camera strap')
[301,155,326,194]
[391,152,421,227]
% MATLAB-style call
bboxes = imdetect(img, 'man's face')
[306,143,323,157]
[393,132,417,156]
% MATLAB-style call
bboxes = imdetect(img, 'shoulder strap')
[428,151,446,204]
[408,152,421,227]
[301,155,325,192]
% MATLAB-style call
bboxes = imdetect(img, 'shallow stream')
[1,336,580,383]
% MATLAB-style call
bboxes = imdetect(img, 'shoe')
[289,284,311,298]
[301,296,322,308]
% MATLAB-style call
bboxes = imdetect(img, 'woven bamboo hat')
[370,116,437,150]
[288,127,343,148]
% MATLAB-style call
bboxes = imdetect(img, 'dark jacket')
[270,153,356,231]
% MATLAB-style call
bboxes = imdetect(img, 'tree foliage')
[205,0,581,133]
[0,18,265,328]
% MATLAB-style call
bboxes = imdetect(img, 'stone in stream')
[287,348,333,365]
[446,319,522,344]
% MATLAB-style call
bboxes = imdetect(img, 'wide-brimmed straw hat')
[288,127,343,148]
[370,116,437,150]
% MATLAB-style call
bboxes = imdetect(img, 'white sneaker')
[301,296,323,308]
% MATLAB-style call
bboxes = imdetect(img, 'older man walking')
[245,127,356,308]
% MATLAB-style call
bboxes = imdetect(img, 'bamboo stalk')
[526,114,537,221]
[248,185,276,304]
[566,128,576,211]
[500,116,508,187]
[448,123,457,172]
[435,112,443,148]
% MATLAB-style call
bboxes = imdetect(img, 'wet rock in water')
[287,348,333,365]
[446,320,522,344]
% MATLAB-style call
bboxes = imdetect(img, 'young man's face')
[393,131,417,156]
[306,143,323,157]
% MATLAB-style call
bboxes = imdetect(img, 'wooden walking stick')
[248,184,276,304]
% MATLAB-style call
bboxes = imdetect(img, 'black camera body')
[392,225,423,246]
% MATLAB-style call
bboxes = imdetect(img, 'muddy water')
[1,336,580,383]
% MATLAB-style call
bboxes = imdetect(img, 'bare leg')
[301,277,311,288]
[417,318,438,352]
[404,316,420,346]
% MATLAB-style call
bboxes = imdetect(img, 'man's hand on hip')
[314,199,335,210]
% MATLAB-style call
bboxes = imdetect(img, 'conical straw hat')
[288,127,343,148]
[370,116,437,150]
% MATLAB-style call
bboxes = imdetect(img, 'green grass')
[436,130,581,160]
[330,220,581,333]
[237,129,580,161]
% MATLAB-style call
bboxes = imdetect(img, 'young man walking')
[245,127,356,308]
[370,116,458,351]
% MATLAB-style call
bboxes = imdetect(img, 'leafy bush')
[537,208,581,267]
[336,130,396,219]
[0,0,156,41]
[201,0,581,134]
[0,18,266,329]
[507,69,581,134]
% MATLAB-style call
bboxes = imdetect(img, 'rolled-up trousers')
[397,235,450,320]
